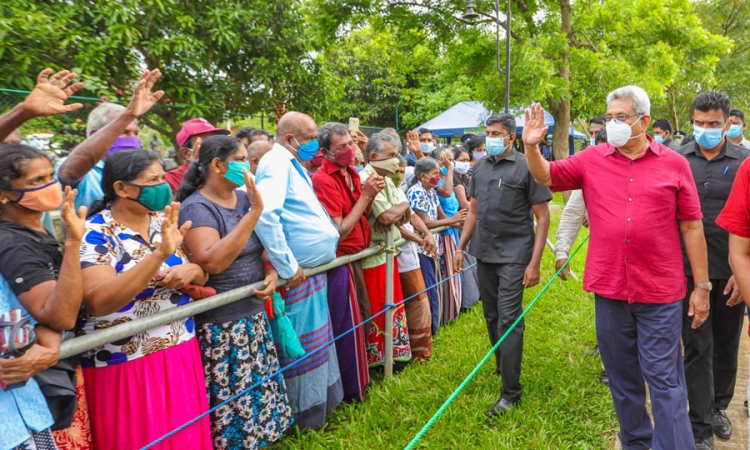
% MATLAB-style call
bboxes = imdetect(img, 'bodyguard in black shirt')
[454,113,551,418]
[678,91,750,450]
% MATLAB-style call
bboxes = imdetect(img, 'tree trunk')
[551,0,573,201]
[667,85,680,132]
[551,0,572,163]
[548,98,571,162]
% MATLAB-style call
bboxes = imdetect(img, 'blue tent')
[514,109,587,139]
[416,101,587,139]
[416,101,491,137]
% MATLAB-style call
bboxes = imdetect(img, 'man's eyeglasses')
[603,114,641,123]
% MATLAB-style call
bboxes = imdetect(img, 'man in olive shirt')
[455,113,551,417]
[679,91,750,450]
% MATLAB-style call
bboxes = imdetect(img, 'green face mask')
[224,160,251,186]
[125,181,173,211]
[388,171,405,187]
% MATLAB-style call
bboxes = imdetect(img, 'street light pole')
[464,1,511,113]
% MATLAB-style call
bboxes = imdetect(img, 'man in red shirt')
[311,122,384,402]
[522,86,710,450]
[165,118,229,193]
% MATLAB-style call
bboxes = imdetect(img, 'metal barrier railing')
[60,226,449,379]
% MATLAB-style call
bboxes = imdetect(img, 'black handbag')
[0,222,81,431]
[34,331,80,431]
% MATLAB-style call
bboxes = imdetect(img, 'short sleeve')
[312,175,344,218]
[407,187,431,214]
[80,227,117,269]
[549,150,587,192]
[0,234,56,297]
[527,169,553,206]
[675,159,703,221]
[370,190,392,219]
[179,198,221,231]
[395,188,407,203]
[717,159,750,237]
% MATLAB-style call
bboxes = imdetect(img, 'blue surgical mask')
[454,161,471,174]
[589,137,596,146]
[654,135,665,144]
[292,137,320,162]
[420,142,434,153]
[693,125,725,149]
[486,136,510,156]
[727,124,743,139]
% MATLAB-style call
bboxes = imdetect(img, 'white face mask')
[454,161,471,174]
[606,116,643,147]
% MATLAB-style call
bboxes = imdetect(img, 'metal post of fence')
[384,229,395,378]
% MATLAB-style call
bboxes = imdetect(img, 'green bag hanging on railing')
[268,292,305,359]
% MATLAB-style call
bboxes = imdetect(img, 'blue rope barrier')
[141,263,478,449]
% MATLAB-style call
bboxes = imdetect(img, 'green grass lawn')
[273,212,618,449]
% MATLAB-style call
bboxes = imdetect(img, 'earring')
[0,198,8,204]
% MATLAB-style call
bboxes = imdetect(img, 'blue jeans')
[595,295,694,450]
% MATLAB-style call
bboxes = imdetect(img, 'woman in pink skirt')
[78,150,212,449]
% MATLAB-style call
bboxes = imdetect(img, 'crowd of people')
[3,67,750,450]
[0,68,491,450]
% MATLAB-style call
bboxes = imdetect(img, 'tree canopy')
[1,0,747,149]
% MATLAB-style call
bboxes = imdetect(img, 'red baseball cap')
[176,118,230,147]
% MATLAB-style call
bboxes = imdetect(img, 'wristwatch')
[695,282,713,292]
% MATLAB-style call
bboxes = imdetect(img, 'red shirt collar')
[320,158,359,178]
[603,134,665,157]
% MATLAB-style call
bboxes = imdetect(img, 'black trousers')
[682,278,745,439]
[477,261,526,402]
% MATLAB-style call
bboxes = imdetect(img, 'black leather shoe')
[712,409,732,439]
[695,436,713,450]
[599,369,609,386]
[485,397,516,418]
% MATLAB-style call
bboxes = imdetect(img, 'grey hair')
[430,147,452,160]
[410,156,440,188]
[86,103,127,137]
[317,122,350,150]
[606,85,651,115]
[366,132,400,158]
[396,154,406,166]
